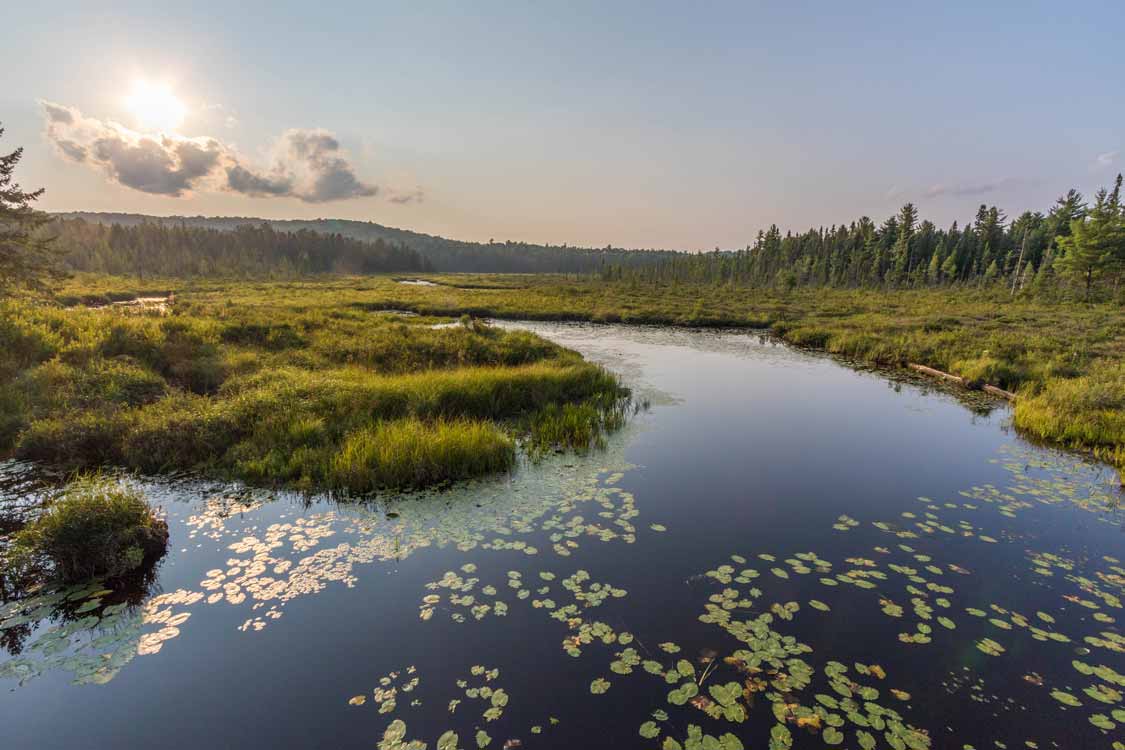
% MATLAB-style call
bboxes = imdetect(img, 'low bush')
[7,476,168,582]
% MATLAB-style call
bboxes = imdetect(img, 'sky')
[3,1,1124,250]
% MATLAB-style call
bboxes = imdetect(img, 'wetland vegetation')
[0,293,627,491]
[0,127,1123,750]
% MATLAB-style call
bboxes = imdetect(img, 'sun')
[125,80,186,132]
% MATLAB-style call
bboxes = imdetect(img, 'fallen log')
[907,363,1016,402]
[981,383,1018,402]
[908,363,964,385]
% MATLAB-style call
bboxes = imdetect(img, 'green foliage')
[0,126,65,294]
[1056,174,1125,300]
[8,475,168,582]
[351,273,1125,470]
[0,288,624,490]
[56,211,681,274]
[45,217,431,278]
[526,393,628,458]
[328,417,515,492]
[1014,362,1125,470]
[592,177,1125,300]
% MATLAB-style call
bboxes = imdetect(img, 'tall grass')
[0,292,626,490]
[1014,363,1125,472]
[328,418,515,492]
[526,392,630,458]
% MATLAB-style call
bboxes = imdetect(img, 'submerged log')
[907,363,1016,402]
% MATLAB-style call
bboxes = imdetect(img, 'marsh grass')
[7,475,168,582]
[0,289,626,491]
[526,393,631,458]
[19,273,1123,475]
[328,418,515,492]
[325,274,1123,471]
[1014,363,1125,470]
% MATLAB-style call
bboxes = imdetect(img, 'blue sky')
[4,1,1123,249]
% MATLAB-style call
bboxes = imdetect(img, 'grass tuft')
[7,475,168,582]
[328,417,515,492]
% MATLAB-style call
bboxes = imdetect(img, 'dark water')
[1,324,1122,750]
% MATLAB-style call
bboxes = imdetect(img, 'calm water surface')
[1,323,1122,749]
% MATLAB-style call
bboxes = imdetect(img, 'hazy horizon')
[5,1,1124,251]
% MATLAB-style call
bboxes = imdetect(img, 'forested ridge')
[54,212,680,274]
[46,218,431,278]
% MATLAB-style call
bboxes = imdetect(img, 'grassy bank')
[14,273,1124,477]
[0,281,627,491]
[228,273,1120,474]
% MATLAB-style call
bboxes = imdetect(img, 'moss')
[7,476,168,582]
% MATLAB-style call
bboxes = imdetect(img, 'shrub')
[16,410,131,469]
[8,476,168,582]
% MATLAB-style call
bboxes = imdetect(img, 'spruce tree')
[1056,175,1123,300]
[0,126,63,295]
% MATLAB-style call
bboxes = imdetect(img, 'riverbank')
[317,273,1125,474]
[15,273,1125,478]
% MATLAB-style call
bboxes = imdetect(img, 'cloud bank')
[41,101,414,204]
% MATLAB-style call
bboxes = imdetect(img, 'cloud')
[1095,150,1118,167]
[267,129,379,203]
[923,177,1020,199]
[40,100,407,204]
[386,187,425,204]
[224,164,292,197]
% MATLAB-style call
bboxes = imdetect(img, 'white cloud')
[41,100,406,203]
[1095,150,1118,167]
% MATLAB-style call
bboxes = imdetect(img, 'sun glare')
[125,80,186,132]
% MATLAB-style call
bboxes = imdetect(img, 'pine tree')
[0,126,63,294]
[1056,175,1123,300]
[890,203,917,284]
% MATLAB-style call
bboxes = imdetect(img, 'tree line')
[57,212,682,274]
[600,177,1125,300]
[45,218,432,278]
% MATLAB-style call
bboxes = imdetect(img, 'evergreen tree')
[1056,175,1124,300]
[940,251,958,281]
[890,203,917,283]
[0,126,63,295]
[927,250,940,284]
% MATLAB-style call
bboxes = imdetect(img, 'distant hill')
[47,217,431,278]
[55,212,683,274]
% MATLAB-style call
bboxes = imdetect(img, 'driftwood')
[907,364,1016,402]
